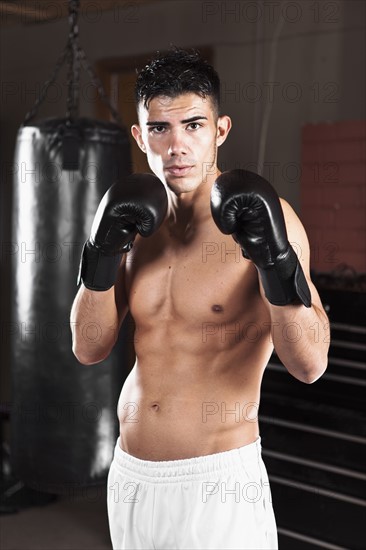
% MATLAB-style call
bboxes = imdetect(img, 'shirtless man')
[70,48,329,550]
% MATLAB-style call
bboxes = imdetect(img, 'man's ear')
[131,124,146,153]
[216,115,232,147]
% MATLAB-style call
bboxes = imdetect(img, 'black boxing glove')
[78,173,168,291]
[210,169,311,307]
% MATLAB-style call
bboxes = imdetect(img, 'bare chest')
[124,228,260,327]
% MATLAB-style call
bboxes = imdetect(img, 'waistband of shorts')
[111,437,262,483]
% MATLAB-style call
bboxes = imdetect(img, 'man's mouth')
[165,165,194,177]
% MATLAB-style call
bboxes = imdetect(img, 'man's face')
[131,93,231,196]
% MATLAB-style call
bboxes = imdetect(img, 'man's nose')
[168,129,187,156]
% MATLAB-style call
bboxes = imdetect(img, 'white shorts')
[107,437,278,550]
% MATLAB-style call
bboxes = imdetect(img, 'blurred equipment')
[9,0,132,496]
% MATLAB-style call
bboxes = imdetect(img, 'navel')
[212,304,224,313]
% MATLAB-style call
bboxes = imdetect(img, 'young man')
[71,48,329,549]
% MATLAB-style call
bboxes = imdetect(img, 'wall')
[301,119,366,272]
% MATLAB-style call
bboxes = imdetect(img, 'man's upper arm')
[279,198,324,311]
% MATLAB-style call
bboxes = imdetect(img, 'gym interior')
[0,1,365,549]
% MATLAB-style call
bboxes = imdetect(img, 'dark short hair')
[135,47,221,116]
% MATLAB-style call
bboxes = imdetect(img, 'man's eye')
[150,126,166,134]
[187,122,201,130]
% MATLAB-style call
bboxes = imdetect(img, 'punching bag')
[10,1,133,494]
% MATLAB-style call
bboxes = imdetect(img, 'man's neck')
[167,170,221,229]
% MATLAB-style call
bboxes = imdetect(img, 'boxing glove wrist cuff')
[257,247,311,308]
[77,241,124,291]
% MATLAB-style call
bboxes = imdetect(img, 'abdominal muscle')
[117,322,273,461]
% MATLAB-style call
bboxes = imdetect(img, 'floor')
[0,486,112,550]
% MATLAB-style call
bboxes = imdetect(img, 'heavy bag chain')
[66,0,81,122]
[22,0,123,169]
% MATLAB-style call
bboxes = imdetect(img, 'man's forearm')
[268,301,330,383]
[70,285,120,365]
